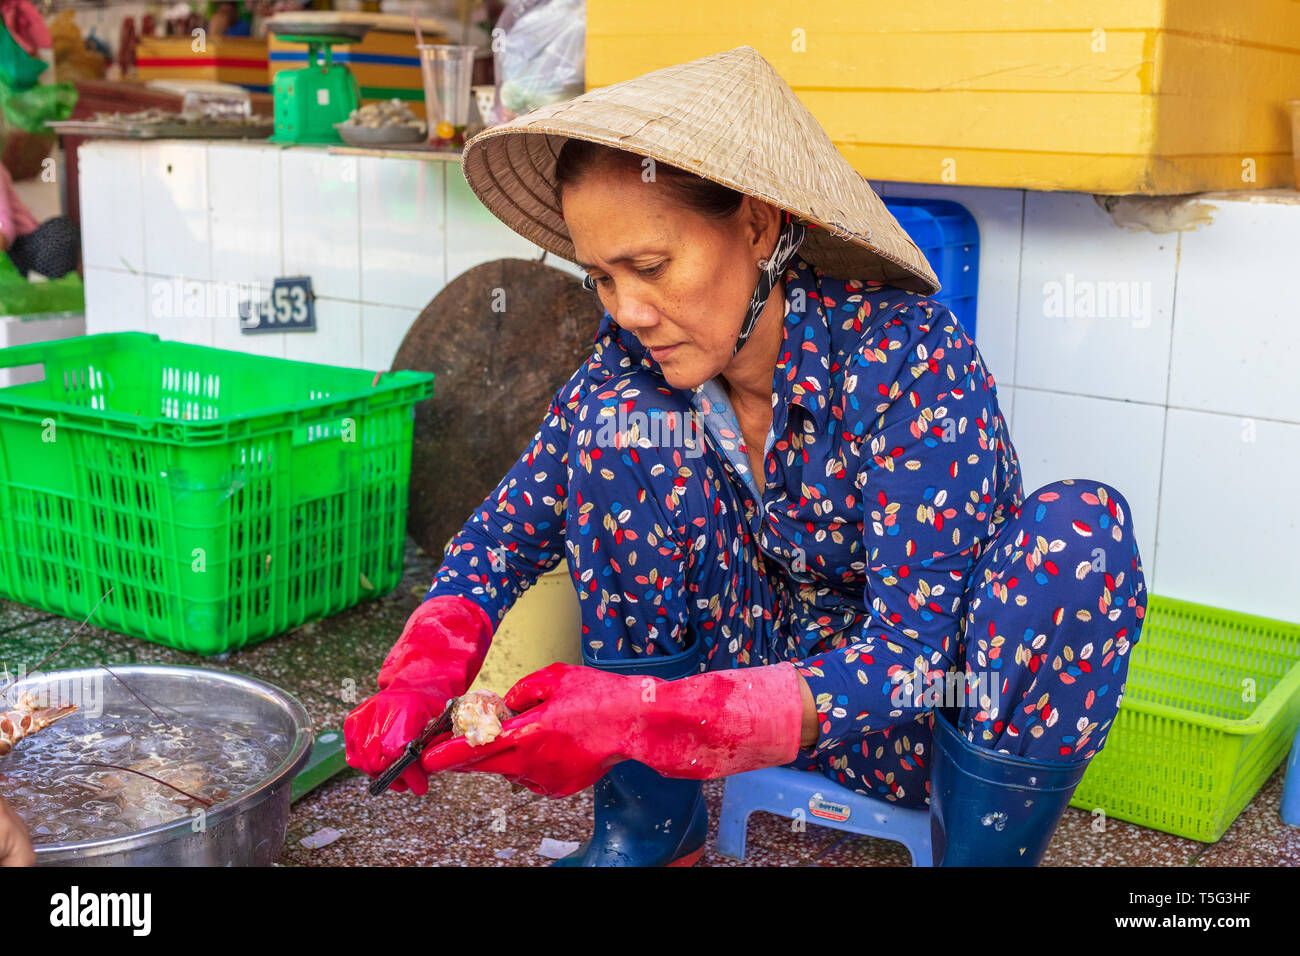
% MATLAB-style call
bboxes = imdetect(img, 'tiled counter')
[78,139,586,371]
[75,138,1300,622]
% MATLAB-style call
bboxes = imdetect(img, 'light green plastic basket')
[1070,593,1300,841]
[0,332,434,654]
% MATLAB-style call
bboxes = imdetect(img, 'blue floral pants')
[564,374,1148,810]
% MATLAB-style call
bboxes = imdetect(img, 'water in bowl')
[0,697,290,846]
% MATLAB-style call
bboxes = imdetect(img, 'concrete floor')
[3,540,1297,867]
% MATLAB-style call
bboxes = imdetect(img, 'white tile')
[140,141,211,280]
[209,143,283,287]
[361,302,420,370]
[445,163,541,281]
[1169,197,1300,424]
[359,156,445,309]
[83,268,147,336]
[0,313,84,347]
[283,299,363,369]
[140,274,220,346]
[1155,409,1300,621]
[281,148,360,301]
[1016,191,1176,406]
[878,182,1024,387]
[1010,387,1164,580]
[78,142,144,272]
[211,309,286,358]
[0,315,85,387]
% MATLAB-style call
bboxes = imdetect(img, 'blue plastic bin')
[883,198,980,340]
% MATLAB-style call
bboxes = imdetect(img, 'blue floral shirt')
[428,257,1024,755]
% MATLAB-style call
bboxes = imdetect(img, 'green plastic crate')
[0,332,434,654]
[1070,594,1300,841]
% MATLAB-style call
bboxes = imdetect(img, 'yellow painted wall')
[136,37,269,90]
[587,1,1300,194]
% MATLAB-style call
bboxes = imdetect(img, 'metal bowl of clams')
[0,665,313,867]
[335,98,426,146]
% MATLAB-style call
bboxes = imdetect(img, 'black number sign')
[240,276,316,333]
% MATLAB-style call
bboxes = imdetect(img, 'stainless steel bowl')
[335,122,426,147]
[12,665,313,867]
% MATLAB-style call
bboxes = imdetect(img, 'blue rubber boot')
[552,638,708,867]
[929,707,1091,866]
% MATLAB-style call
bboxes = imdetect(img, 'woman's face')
[561,162,779,390]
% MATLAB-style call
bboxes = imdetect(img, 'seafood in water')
[84,757,218,828]
[451,691,515,747]
[0,693,77,757]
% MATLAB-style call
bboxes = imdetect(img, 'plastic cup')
[418,44,477,149]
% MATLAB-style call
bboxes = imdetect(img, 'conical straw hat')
[461,45,940,293]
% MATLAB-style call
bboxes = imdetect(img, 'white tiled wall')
[1167,199,1300,423]
[359,155,447,310]
[82,140,588,372]
[141,142,212,280]
[208,142,283,289]
[1008,386,1165,578]
[78,139,1300,622]
[877,182,1300,622]
[1015,192,1178,407]
[1155,410,1300,622]
[281,150,362,302]
[0,315,86,387]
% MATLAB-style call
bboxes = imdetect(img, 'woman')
[345,46,1147,867]
[0,160,79,280]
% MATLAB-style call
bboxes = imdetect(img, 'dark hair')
[554,138,745,221]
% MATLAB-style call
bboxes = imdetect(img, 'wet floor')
[2,540,1296,867]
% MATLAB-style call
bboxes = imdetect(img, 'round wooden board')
[393,258,603,558]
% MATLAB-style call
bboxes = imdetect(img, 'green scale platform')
[268,25,367,145]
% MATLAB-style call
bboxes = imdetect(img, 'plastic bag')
[492,0,585,118]
[0,21,45,91]
[0,77,76,133]
[0,252,84,316]
[0,21,76,136]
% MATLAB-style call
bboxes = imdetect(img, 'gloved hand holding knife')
[418,661,804,798]
[347,598,808,800]
[343,595,494,795]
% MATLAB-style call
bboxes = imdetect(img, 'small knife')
[367,697,458,796]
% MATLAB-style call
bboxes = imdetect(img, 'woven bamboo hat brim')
[461,45,940,294]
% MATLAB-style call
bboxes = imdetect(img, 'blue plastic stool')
[1281,728,1300,826]
[717,767,933,866]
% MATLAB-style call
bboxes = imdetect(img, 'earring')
[757,257,770,270]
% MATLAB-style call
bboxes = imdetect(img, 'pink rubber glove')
[419,661,804,797]
[344,595,494,795]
